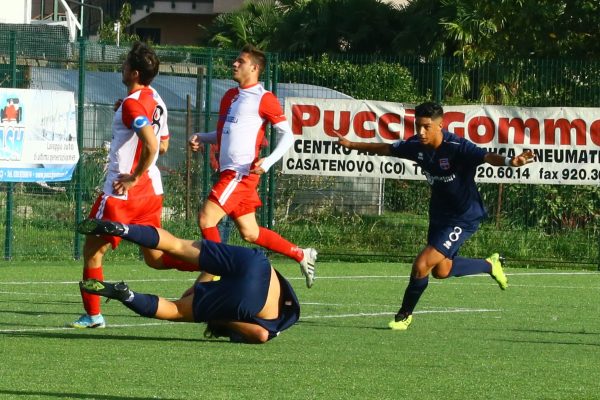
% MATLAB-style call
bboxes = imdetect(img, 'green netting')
[0,25,597,267]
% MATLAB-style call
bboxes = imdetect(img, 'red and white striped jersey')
[103,86,168,199]
[216,83,287,175]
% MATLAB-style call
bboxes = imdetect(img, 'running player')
[337,101,536,330]
[78,218,300,344]
[188,44,317,288]
[70,42,196,329]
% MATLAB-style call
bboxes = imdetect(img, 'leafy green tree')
[97,2,139,45]
[394,0,600,61]
[274,0,404,53]
[201,0,291,49]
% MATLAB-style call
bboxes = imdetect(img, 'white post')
[114,21,121,47]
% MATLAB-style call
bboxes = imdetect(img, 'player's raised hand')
[335,131,352,149]
[188,134,202,152]
[512,150,536,167]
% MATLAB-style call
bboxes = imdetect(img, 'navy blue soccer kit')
[192,240,300,340]
[390,130,488,258]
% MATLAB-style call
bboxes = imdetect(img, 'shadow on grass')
[298,320,389,330]
[495,338,600,347]
[0,308,82,317]
[0,299,82,305]
[507,328,600,336]
[0,389,179,400]
[0,330,234,344]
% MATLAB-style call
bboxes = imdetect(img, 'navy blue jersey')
[390,130,488,224]
[192,240,300,340]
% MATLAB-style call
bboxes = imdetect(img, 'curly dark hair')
[126,41,160,85]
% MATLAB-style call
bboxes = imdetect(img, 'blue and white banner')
[0,88,79,182]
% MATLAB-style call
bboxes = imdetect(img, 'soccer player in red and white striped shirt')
[71,42,196,329]
[189,44,317,288]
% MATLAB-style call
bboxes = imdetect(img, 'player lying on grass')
[337,101,536,331]
[78,218,300,344]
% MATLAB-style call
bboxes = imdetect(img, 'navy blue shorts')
[427,221,479,259]
[192,240,272,323]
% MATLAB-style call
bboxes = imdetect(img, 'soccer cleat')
[79,279,132,302]
[69,313,106,329]
[487,253,508,290]
[77,218,126,236]
[388,313,413,330]
[299,248,317,288]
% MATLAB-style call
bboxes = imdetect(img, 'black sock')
[448,257,491,277]
[122,291,159,318]
[397,276,429,319]
[121,224,160,248]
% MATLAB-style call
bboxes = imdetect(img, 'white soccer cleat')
[299,248,317,288]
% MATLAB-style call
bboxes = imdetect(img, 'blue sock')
[122,292,159,318]
[398,276,429,316]
[122,224,160,248]
[449,257,491,277]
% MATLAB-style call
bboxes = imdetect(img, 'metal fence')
[0,25,598,267]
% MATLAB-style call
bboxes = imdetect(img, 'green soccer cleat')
[487,253,508,290]
[78,218,126,236]
[388,314,413,330]
[79,279,132,302]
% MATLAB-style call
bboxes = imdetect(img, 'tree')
[274,0,404,53]
[201,0,291,49]
[393,0,600,61]
[98,2,139,45]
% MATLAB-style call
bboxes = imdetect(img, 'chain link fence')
[0,24,598,267]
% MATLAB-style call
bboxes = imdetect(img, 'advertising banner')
[283,98,600,185]
[0,88,79,182]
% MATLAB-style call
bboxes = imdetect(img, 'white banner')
[0,88,79,182]
[282,98,600,185]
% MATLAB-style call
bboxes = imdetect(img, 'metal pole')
[4,32,17,260]
[435,57,443,103]
[202,50,213,201]
[266,53,278,229]
[79,0,85,37]
[185,94,192,221]
[74,37,86,259]
[53,0,58,21]
[259,55,272,227]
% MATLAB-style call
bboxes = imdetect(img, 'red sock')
[254,227,304,262]
[82,267,103,316]
[201,226,221,242]
[161,253,200,272]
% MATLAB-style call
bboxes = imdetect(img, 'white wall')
[0,0,32,24]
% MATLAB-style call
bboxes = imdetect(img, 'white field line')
[0,308,499,334]
[0,270,598,286]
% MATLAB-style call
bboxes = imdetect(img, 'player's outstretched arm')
[188,131,217,152]
[335,132,392,156]
[484,150,535,167]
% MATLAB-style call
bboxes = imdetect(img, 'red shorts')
[208,170,262,219]
[88,192,163,249]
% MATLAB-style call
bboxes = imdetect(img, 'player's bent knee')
[431,269,450,279]
[240,231,259,243]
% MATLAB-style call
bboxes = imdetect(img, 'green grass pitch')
[1,259,599,399]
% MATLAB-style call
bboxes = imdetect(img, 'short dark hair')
[204,321,246,343]
[415,102,444,120]
[241,43,266,75]
[126,41,160,85]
